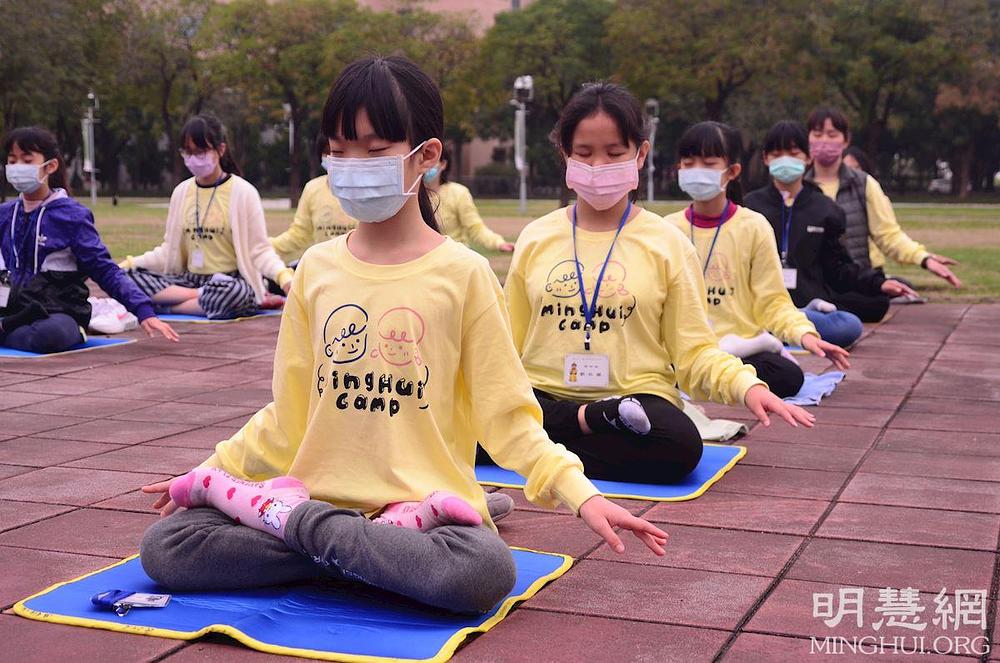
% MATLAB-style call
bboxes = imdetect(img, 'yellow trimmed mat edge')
[12,547,573,663]
[479,443,747,502]
[167,312,283,324]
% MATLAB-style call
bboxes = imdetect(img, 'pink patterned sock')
[169,467,310,539]
[373,491,482,532]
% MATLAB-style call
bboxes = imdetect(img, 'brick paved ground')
[1,303,997,662]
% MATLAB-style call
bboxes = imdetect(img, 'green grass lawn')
[89,197,998,302]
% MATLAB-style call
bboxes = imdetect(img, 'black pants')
[743,352,804,399]
[478,390,703,484]
[827,290,890,323]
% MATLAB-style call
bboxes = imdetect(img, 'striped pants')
[126,269,257,320]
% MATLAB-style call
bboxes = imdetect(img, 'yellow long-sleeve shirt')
[270,176,357,264]
[505,206,763,409]
[665,206,818,346]
[434,182,507,251]
[201,233,598,525]
[181,177,238,274]
[818,177,929,269]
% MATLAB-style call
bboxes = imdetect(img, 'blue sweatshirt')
[0,190,154,325]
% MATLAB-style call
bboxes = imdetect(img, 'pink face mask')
[565,156,640,210]
[810,140,843,168]
[183,151,218,179]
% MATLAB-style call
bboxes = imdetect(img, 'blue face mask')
[325,142,426,223]
[768,156,806,184]
[678,167,726,201]
[423,166,440,185]
[4,161,51,194]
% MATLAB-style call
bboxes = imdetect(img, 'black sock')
[583,396,652,436]
[0,302,46,334]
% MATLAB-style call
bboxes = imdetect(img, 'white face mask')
[4,161,52,194]
[678,167,727,202]
[325,142,426,223]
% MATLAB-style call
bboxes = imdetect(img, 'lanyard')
[7,201,21,270]
[688,200,730,276]
[194,177,225,239]
[1,202,15,272]
[571,199,632,351]
[779,195,797,264]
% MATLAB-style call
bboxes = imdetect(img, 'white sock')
[805,298,837,313]
[616,397,652,435]
[718,332,783,358]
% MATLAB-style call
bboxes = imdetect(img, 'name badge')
[564,353,610,388]
[806,225,824,234]
[191,248,205,269]
[782,268,798,290]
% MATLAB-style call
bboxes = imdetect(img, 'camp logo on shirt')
[539,259,637,334]
[316,223,354,239]
[182,226,226,241]
[704,254,736,307]
[315,304,431,416]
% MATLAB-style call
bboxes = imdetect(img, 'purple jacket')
[0,191,154,325]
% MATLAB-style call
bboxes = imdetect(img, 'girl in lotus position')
[141,57,667,615]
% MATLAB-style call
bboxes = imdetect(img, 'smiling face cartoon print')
[545,260,583,298]
[590,259,630,299]
[371,307,426,367]
[705,253,733,284]
[323,304,369,364]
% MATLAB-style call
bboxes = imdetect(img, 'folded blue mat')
[157,310,282,323]
[477,443,745,501]
[15,548,570,662]
[0,337,133,358]
[785,370,846,406]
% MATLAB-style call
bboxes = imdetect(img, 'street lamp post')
[511,75,533,214]
[82,91,100,209]
[645,98,660,203]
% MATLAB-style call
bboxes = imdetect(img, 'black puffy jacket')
[744,181,885,307]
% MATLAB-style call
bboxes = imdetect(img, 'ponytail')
[418,185,439,232]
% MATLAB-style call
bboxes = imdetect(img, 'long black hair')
[3,126,69,192]
[180,114,242,176]
[553,82,646,156]
[321,55,442,231]
[438,146,451,185]
[677,121,744,205]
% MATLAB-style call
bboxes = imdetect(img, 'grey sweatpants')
[140,500,516,614]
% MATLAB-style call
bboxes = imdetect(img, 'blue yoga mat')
[477,442,745,501]
[15,548,570,662]
[0,337,133,358]
[157,310,282,323]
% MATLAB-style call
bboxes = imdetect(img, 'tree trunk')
[953,142,974,199]
[864,122,883,179]
[704,97,724,122]
[161,77,181,187]
[451,135,465,183]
